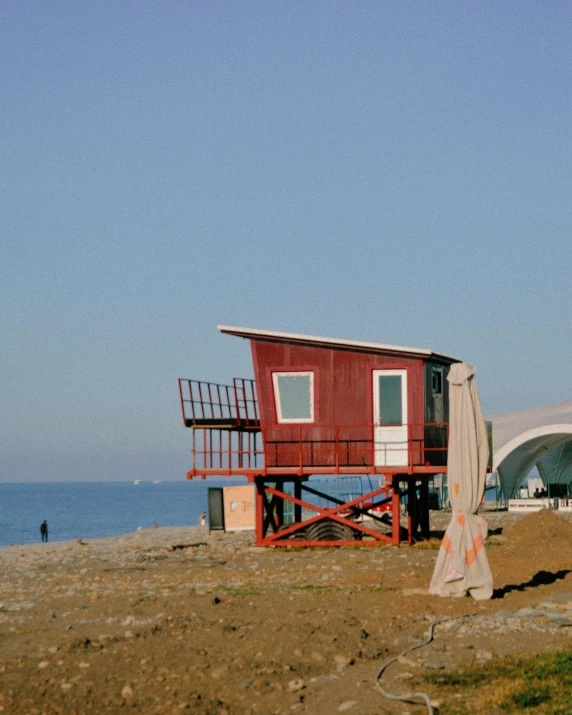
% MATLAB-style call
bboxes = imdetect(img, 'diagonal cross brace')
[263,484,394,542]
[300,483,393,526]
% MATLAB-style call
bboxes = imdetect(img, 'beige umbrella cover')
[429,363,493,600]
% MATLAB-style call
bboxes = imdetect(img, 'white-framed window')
[272,372,314,423]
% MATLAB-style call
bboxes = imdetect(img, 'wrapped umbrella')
[429,363,493,600]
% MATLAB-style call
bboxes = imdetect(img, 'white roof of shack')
[218,325,460,362]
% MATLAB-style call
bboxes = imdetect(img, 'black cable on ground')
[374,615,470,714]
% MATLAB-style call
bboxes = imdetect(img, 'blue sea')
[0,476,503,548]
[0,479,247,547]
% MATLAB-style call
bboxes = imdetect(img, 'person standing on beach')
[40,520,48,542]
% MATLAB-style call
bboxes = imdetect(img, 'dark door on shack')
[208,488,225,531]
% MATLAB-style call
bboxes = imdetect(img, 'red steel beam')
[262,484,397,544]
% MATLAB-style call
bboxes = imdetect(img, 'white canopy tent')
[489,399,572,498]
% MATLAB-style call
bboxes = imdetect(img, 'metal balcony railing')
[178,378,259,429]
[186,422,448,477]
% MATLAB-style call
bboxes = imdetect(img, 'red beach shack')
[179,326,460,547]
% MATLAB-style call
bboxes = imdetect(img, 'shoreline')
[0,525,209,552]
[0,503,567,551]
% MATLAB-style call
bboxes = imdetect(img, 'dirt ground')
[1,508,572,714]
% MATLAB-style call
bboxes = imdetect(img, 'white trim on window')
[372,369,408,426]
[272,371,315,423]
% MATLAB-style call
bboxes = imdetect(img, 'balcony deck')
[183,417,260,431]
[179,377,260,429]
[185,422,448,479]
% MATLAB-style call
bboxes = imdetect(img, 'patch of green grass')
[509,684,551,710]
[424,648,572,713]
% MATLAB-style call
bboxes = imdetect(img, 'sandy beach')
[1,508,571,714]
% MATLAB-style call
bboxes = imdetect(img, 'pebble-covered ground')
[1,508,571,714]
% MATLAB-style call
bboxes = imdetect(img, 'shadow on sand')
[492,569,572,599]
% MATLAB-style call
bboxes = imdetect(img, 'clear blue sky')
[2,1,571,481]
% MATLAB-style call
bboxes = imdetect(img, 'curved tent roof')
[489,399,572,497]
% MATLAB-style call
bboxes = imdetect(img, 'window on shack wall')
[377,375,404,425]
[432,367,443,395]
[272,372,314,423]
